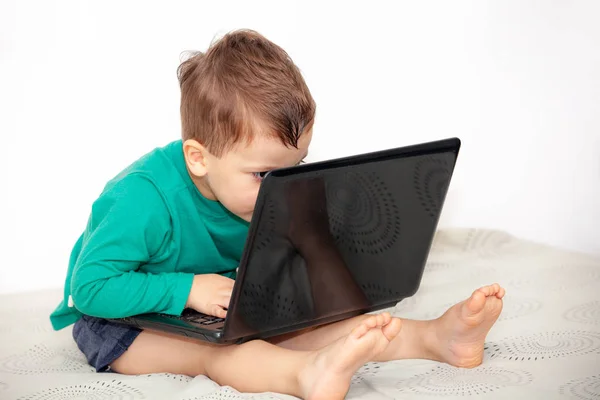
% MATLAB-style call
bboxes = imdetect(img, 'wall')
[1,0,599,294]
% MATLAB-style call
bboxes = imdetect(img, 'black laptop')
[109,137,461,344]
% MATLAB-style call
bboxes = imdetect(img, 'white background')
[1,0,599,294]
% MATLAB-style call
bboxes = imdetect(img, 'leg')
[271,283,505,368]
[111,313,402,399]
[271,314,434,360]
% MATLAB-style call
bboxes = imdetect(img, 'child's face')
[188,129,312,222]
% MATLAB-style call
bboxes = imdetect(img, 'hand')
[185,274,235,318]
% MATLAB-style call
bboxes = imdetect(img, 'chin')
[232,211,253,222]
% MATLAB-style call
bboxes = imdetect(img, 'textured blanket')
[1,228,599,399]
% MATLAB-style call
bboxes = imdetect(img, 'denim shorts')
[73,315,142,372]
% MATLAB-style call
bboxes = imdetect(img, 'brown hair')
[177,29,316,157]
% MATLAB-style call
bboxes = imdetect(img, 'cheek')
[243,183,262,214]
[236,182,259,208]
[224,177,260,213]
[245,190,259,209]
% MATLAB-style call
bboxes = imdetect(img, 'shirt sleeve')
[70,173,194,318]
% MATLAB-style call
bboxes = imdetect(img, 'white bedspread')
[1,228,599,399]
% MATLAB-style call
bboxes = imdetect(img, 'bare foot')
[299,312,402,400]
[432,283,505,368]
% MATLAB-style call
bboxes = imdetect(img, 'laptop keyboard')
[163,310,225,326]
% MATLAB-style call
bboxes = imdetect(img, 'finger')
[211,305,227,318]
[218,294,232,308]
[218,280,235,291]
[219,276,235,284]
[219,287,234,295]
[217,296,231,306]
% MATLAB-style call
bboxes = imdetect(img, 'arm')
[70,175,193,318]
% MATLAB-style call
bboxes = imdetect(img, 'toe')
[497,287,506,299]
[382,312,392,326]
[466,290,486,315]
[382,318,402,341]
[478,285,493,297]
[364,316,378,329]
[350,322,370,339]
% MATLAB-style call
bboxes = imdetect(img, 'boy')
[50,30,505,400]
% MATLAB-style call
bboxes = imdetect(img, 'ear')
[183,139,210,177]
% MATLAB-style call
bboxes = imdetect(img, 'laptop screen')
[225,138,460,340]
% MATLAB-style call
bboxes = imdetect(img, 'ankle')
[296,351,319,397]
[421,319,444,361]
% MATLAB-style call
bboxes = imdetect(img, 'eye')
[252,171,269,181]
[252,160,305,181]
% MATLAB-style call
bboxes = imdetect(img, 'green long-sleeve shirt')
[50,140,249,330]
